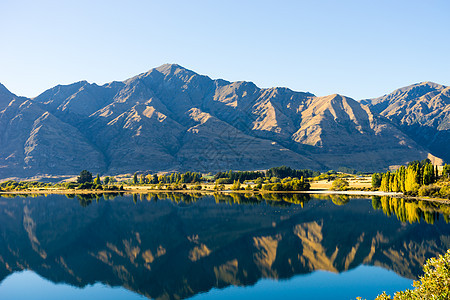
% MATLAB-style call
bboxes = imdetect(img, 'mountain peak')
[0,83,17,108]
[153,63,193,76]
[387,81,446,97]
[0,82,13,96]
[322,93,355,103]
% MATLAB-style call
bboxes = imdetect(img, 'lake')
[0,192,448,300]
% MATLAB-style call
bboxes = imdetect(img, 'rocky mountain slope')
[0,65,445,178]
[361,82,450,162]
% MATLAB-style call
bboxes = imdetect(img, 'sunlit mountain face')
[0,193,449,299]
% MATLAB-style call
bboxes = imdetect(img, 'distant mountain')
[0,65,445,178]
[361,82,450,162]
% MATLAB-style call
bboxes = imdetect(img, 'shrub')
[77,182,94,190]
[418,185,441,197]
[331,179,349,191]
[103,185,119,191]
[216,178,233,184]
[440,185,450,199]
[65,182,78,189]
[367,249,450,300]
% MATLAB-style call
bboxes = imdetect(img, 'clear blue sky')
[1,0,449,100]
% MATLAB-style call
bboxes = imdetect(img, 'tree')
[405,165,419,193]
[391,173,400,192]
[151,174,158,184]
[443,164,450,179]
[422,163,434,185]
[104,176,110,185]
[133,172,138,184]
[231,180,241,191]
[372,173,382,188]
[77,170,93,184]
[94,174,101,185]
[331,179,349,191]
[380,173,390,192]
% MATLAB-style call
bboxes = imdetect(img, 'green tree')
[423,163,434,185]
[371,173,382,189]
[103,176,110,185]
[77,170,93,184]
[94,174,101,185]
[133,172,138,184]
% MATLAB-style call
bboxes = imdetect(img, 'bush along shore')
[357,249,450,300]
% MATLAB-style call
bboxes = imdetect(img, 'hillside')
[361,82,450,162]
[0,65,445,178]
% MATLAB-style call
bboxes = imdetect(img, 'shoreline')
[1,188,448,204]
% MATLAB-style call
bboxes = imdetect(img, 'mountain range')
[0,64,448,179]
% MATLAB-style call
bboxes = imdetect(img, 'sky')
[1,0,449,100]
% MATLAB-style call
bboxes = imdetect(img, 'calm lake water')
[0,193,448,300]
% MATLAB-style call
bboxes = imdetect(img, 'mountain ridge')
[0,64,446,178]
[361,81,450,163]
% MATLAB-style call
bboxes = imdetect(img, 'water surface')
[0,193,448,299]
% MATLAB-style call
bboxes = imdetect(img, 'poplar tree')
[380,172,390,192]
[405,165,419,193]
[94,173,101,185]
[422,163,434,185]
[392,173,400,192]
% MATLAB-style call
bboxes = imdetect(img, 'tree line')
[137,171,202,185]
[214,166,319,183]
[372,159,450,197]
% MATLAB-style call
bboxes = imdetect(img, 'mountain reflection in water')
[0,193,448,300]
